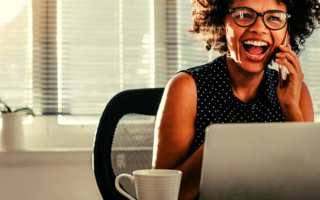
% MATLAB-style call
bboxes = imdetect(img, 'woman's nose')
[248,16,268,34]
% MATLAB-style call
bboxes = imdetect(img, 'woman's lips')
[242,44,269,62]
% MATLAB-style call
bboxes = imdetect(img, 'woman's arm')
[152,72,202,199]
[279,81,314,122]
[298,82,314,121]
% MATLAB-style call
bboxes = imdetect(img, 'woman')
[152,0,319,199]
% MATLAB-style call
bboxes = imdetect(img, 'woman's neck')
[226,57,265,104]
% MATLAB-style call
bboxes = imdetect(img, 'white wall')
[0,150,103,200]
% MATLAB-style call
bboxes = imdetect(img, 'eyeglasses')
[229,7,291,30]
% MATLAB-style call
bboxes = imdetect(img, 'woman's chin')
[227,51,270,74]
[239,55,267,74]
[239,50,271,73]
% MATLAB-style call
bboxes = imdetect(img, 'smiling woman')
[152,0,320,199]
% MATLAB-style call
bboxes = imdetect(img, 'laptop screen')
[200,122,320,200]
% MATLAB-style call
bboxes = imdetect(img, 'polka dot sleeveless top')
[181,55,285,155]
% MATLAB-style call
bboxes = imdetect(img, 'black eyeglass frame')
[229,7,291,30]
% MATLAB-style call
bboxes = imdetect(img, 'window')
[0,0,33,113]
[299,34,320,115]
[0,0,319,132]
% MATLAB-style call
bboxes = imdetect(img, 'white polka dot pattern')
[181,55,285,155]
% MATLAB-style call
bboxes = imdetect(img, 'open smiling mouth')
[243,40,270,57]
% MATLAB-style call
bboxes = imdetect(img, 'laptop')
[200,122,320,200]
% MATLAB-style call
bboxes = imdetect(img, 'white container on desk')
[0,112,25,151]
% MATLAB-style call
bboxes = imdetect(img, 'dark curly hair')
[189,0,320,56]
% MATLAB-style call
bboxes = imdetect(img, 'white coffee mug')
[115,169,182,200]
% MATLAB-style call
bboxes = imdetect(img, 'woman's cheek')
[225,24,235,52]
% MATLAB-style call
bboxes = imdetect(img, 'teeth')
[244,40,268,46]
[249,53,262,57]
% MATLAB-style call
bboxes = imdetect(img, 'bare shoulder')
[163,72,197,104]
[299,81,314,122]
[153,72,197,169]
[157,71,197,129]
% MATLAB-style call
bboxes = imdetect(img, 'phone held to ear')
[279,31,290,88]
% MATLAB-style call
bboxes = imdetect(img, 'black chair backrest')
[93,88,164,200]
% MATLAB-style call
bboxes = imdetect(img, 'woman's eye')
[236,13,253,20]
[267,16,281,22]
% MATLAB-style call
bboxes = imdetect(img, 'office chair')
[93,88,164,200]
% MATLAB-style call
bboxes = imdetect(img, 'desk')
[0,149,102,200]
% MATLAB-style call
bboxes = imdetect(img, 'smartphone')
[279,31,290,88]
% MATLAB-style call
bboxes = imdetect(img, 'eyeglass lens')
[233,8,288,30]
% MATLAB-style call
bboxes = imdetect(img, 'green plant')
[0,98,35,116]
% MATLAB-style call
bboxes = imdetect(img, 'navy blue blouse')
[181,55,285,155]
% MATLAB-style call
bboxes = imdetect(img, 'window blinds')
[167,0,218,75]
[299,31,320,113]
[32,0,58,115]
[0,0,32,112]
[56,0,121,115]
[56,0,167,116]
[45,0,213,117]
[0,0,319,121]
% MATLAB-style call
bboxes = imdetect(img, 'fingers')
[275,44,302,75]
[276,47,297,63]
[276,44,299,64]
[278,44,297,59]
[275,57,295,75]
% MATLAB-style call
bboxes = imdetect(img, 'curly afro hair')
[189,0,320,56]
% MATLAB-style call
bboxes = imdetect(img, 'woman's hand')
[276,44,303,108]
[275,44,314,121]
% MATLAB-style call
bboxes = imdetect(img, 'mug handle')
[115,173,135,200]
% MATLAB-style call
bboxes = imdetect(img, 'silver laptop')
[200,122,320,200]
